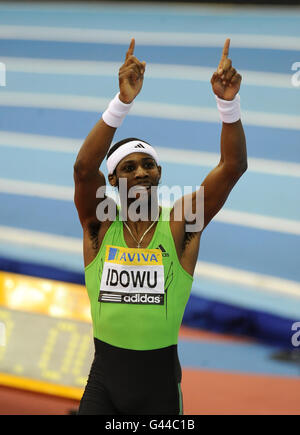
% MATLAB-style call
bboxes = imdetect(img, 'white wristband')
[215,94,241,123]
[102,93,134,128]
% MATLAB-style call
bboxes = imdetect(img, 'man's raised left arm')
[182,38,247,233]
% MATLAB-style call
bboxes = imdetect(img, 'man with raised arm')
[74,38,247,415]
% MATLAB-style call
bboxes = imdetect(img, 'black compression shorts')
[78,338,183,415]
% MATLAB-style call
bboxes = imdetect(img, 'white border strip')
[0,178,300,236]
[0,225,299,298]
[0,26,300,51]
[2,57,293,89]
[1,131,300,178]
[1,92,300,130]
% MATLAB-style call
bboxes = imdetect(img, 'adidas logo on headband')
[107,140,159,175]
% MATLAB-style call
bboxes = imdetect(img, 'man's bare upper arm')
[74,168,107,227]
[200,161,244,229]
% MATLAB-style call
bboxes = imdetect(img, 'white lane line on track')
[1,131,300,178]
[214,209,300,236]
[1,178,300,236]
[2,57,293,89]
[0,225,82,253]
[1,92,300,130]
[0,225,299,298]
[194,262,300,299]
[0,178,74,201]
[0,25,300,51]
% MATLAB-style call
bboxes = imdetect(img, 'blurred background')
[0,0,300,415]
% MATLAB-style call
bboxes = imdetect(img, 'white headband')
[107,140,159,175]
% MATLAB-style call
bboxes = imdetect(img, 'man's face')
[109,152,161,202]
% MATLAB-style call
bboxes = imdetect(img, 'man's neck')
[119,200,160,232]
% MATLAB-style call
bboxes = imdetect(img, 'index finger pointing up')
[126,38,135,60]
[218,38,230,73]
[221,38,230,60]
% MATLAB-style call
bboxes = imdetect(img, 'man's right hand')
[119,38,146,104]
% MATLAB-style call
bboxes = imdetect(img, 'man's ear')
[108,173,117,187]
[157,165,162,183]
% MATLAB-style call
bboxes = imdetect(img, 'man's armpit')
[87,220,101,251]
[182,217,199,250]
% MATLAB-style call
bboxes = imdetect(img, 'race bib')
[99,245,165,305]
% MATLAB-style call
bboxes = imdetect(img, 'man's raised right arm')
[73,38,146,228]
[73,119,116,227]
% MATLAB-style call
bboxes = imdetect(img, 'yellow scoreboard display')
[0,272,94,400]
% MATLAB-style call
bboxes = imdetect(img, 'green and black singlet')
[78,206,194,415]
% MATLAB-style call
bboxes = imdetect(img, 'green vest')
[84,206,193,350]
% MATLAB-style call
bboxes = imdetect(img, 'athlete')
[74,38,247,415]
